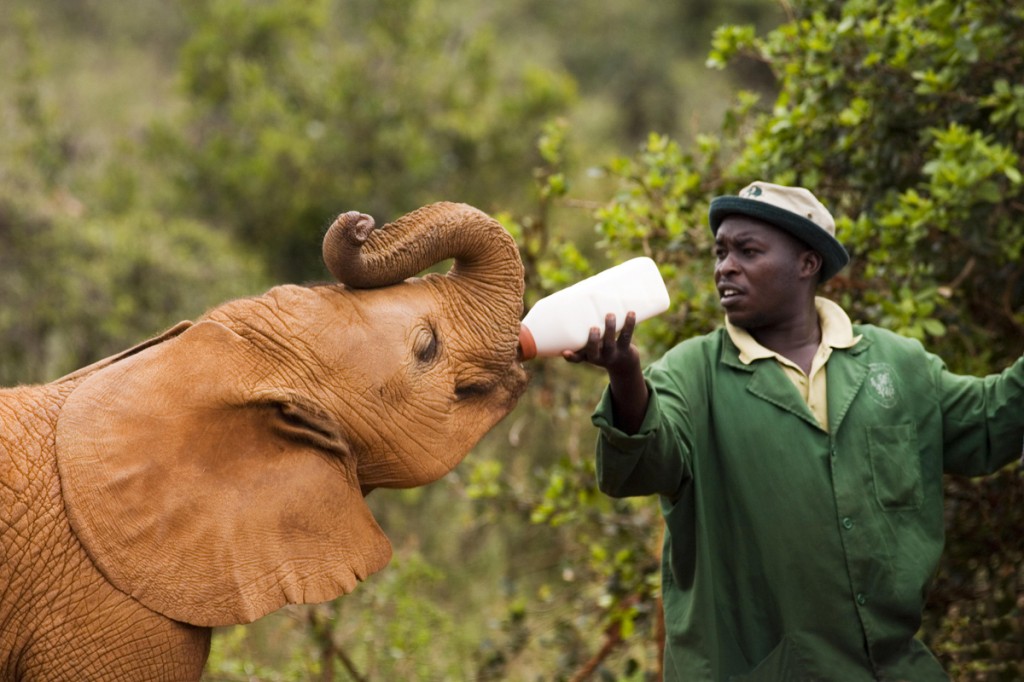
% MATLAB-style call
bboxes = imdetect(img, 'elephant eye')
[413,324,440,364]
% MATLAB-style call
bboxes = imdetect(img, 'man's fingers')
[618,311,636,347]
[602,314,618,354]
[563,313,638,365]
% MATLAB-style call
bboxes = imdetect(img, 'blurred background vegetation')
[2,0,1021,680]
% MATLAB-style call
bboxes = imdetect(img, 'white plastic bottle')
[518,257,670,360]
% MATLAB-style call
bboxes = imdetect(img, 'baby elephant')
[0,202,529,680]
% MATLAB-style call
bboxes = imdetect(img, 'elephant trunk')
[322,201,524,312]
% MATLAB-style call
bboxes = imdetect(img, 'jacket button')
[856,593,867,606]
[842,517,854,530]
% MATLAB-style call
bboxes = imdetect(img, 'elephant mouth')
[455,381,495,400]
[455,362,528,407]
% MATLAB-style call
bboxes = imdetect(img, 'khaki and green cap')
[709,181,850,282]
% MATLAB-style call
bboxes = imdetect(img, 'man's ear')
[799,250,824,282]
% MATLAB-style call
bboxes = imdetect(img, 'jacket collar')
[719,328,873,434]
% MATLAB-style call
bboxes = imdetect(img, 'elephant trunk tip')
[323,211,377,284]
[330,211,376,246]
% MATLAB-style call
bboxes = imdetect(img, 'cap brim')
[709,196,849,282]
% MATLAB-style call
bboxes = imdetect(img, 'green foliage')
[490,0,774,143]
[150,0,578,279]
[925,470,1024,680]
[0,6,267,386]
[7,11,73,192]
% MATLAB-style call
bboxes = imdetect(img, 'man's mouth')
[719,285,743,302]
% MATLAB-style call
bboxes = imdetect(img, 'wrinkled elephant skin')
[0,202,528,680]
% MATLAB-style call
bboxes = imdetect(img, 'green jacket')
[592,325,1023,681]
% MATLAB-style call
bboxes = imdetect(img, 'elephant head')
[53,202,528,628]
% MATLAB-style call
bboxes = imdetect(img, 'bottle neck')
[517,324,537,361]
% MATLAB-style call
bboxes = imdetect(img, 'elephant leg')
[16,605,210,682]
[11,559,210,681]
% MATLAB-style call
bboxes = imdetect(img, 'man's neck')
[749,304,822,374]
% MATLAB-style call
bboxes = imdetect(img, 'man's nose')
[715,253,739,277]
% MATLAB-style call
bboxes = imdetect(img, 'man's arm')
[564,312,649,434]
[939,352,1024,476]
[567,311,691,499]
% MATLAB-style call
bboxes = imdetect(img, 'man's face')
[713,215,817,331]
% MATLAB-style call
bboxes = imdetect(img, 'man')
[566,181,1023,680]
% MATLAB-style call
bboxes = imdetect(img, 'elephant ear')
[55,321,392,627]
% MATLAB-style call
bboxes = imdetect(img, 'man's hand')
[563,312,639,372]
[564,312,649,435]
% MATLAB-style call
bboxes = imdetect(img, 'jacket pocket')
[868,423,922,511]
[729,636,815,681]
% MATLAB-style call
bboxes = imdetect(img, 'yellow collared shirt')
[725,297,861,431]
